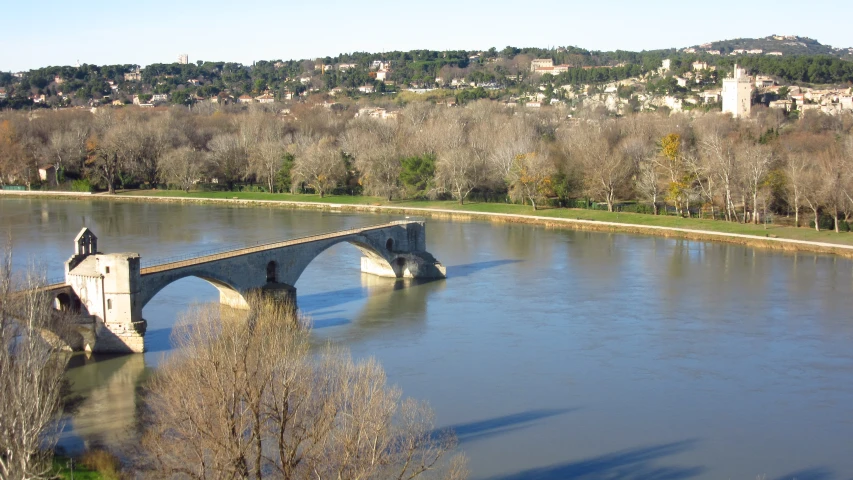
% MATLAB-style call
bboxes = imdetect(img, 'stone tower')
[722,64,752,118]
[65,228,146,353]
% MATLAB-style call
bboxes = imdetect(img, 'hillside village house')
[151,93,169,102]
[755,75,775,88]
[700,90,721,104]
[530,59,553,72]
[255,93,275,103]
[358,85,375,94]
[692,61,715,72]
[530,59,573,74]
[769,100,793,111]
[238,94,253,104]
[0,88,6,99]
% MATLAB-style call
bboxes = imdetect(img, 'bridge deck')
[139,221,410,275]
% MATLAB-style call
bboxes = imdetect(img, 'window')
[105,266,110,274]
[107,299,112,309]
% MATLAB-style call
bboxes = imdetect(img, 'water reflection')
[59,354,147,454]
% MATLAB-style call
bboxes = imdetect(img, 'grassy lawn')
[117,190,853,247]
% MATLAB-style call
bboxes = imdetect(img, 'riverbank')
[5,189,853,257]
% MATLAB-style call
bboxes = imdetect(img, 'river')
[3,197,853,479]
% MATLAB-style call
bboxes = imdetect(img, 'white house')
[358,85,375,94]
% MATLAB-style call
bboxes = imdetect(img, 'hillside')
[1,35,851,111]
[690,35,853,58]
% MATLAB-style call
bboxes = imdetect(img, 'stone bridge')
[50,220,445,353]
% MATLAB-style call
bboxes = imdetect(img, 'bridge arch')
[139,269,249,311]
[280,233,405,288]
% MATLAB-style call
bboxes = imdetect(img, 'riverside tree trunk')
[813,207,820,232]
[753,192,759,224]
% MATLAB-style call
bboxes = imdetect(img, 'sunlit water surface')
[3,197,853,479]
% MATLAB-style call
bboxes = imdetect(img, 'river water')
[3,197,853,479]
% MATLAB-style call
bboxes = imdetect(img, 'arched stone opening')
[140,273,250,312]
[55,292,73,312]
[386,238,394,251]
[266,261,277,283]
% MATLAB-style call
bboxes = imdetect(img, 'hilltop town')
[1,35,851,119]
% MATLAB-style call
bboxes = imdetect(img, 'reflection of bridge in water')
[45,220,446,353]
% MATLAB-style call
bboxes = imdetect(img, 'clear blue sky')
[1,0,850,71]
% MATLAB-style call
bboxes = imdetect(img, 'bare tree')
[738,142,773,224]
[89,129,122,194]
[784,150,808,227]
[208,133,248,191]
[428,111,492,205]
[341,117,402,201]
[697,119,740,222]
[800,161,825,232]
[507,145,555,210]
[249,139,289,194]
[0,246,68,480]
[636,155,665,215]
[157,147,208,192]
[44,130,76,185]
[815,145,848,233]
[136,296,465,479]
[565,123,633,212]
[292,136,346,197]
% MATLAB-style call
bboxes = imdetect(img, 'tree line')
[2,102,853,231]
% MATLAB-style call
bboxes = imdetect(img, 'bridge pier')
[361,252,447,279]
[258,283,297,309]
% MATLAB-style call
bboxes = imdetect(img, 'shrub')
[80,449,121,479]
[70,179,93,193]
